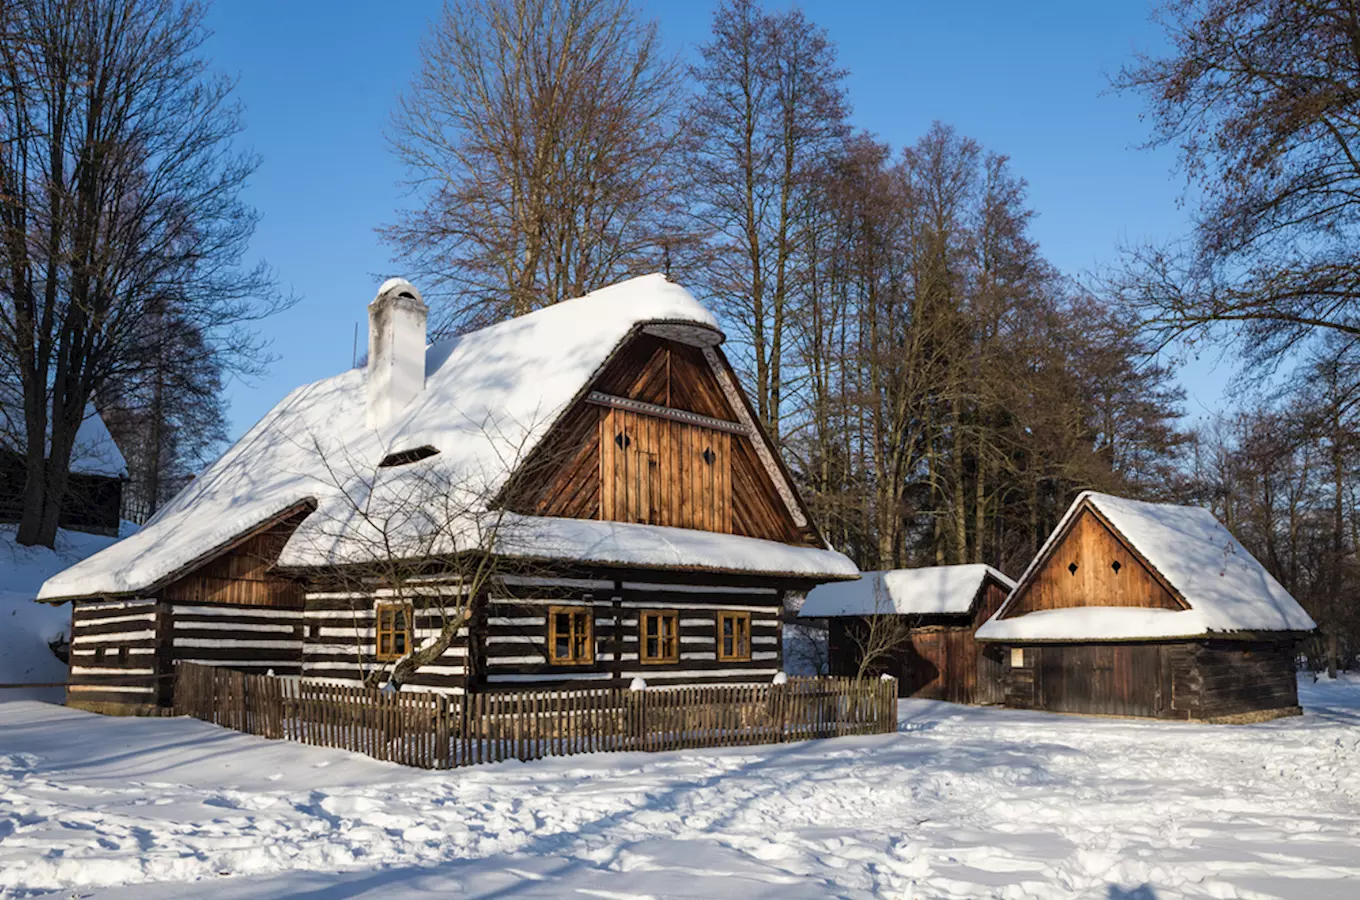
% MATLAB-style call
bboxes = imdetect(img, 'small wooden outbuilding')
[800,565,1015,703]
[976,492,1316,722]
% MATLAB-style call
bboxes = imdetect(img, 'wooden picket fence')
[173,662,898,770]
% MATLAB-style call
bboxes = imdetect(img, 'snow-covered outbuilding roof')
[0,386,127,479]
[799,564,1014,618]
[975,492,1316,642]
[40,275,856,601]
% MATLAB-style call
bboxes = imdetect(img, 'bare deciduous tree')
[0,0,283,548]
[386,0,687,332]
[685,0,848,441]
[1112,0,1360,368]
[847,580,912,682]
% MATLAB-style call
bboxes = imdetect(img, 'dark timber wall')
[998,640,1300,720]
[825,579,1009,704]
[1,448,122,536]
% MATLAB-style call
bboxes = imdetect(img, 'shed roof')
[800,564,1013,618]
[1,385,127,479]
[39,275,856,601]
[975,492,1316,642]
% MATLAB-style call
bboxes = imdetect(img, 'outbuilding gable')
[998,503,1185,619]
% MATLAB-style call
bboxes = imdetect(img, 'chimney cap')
[373,277,424,307]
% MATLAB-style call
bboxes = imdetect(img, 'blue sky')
[203,0,1226,440]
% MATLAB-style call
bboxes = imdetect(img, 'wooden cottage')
[800,565,1014,703]
[976,492,1316,722]
[38,275,857,714]
[1,398,125,536]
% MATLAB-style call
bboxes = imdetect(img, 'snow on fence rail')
[172,662,898,769]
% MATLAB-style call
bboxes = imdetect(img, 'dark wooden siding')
[1003,506,1182,618]
[1,448,121,536]
[475,573,784,691]
[998,640,1300,720]
[1167,640,1299,719]
[158,509,308,608]
[67,598,165,709]
[824,577,1010,704]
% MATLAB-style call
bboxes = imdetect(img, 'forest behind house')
[4,0,1357,673]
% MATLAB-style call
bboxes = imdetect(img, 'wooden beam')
[586,391,748,435]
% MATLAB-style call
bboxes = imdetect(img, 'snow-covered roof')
[0,385,127,478]
[976,492,1316,642]
[799,565,1013,618]
[40,275,854,601]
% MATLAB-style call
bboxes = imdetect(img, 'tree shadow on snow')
[1109,885,1157,899]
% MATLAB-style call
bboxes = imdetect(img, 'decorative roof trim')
[585,392,748,435]
[701,346,808,529]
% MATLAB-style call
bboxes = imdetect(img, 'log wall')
[477,573,785,691]
[66,598,163,711]
[301,586,471,695]
[997,639,1301,720]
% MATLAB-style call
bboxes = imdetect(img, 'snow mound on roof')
[495,516,858,579]
[39,276,852,600]
[976,492,1316,641]
[800,564,1012,617]
[0,385,127,478]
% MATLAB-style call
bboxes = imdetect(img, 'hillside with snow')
[0,524,129,701]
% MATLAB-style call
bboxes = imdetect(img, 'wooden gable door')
[599,408,732,532]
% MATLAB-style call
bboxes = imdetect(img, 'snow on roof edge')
[800,564,1012,618]
[980,491,1316,639]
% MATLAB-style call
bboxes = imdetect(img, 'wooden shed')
[38,275,857,714]
[1,395,126,536]
[976,492,1316,722]
[800,565,1014,703]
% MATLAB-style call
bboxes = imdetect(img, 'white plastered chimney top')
[366,278,428,429]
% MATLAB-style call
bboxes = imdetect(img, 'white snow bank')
[3,675,1360,898]
[45,275,831,600]
[978,492,1316,640]
[1,524,130,700]
[800,564,1012,618]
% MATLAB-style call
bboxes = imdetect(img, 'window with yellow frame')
[376,602,413,661]
[548,605,594,665]
[717,610,751,662]
[640,609,679,664]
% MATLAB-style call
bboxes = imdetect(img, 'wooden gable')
[157,504,312,608]
[1001,503,1185,619]
[971,575,1011,628]
[508,332,819,547]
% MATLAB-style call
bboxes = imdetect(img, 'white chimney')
[367,278,428,428]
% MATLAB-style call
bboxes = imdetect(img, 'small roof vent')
[378,445,439,468]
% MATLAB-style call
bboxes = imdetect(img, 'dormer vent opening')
[378,445,440,468]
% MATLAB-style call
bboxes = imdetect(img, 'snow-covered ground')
[0,524,128,702]
[1,677,1358,899]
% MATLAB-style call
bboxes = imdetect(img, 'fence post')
[435,695,450,769]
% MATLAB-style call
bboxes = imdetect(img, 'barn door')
[600,408,732,533]
[601,409,660,525]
